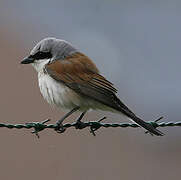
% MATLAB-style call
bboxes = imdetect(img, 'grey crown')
[30,37,78,61]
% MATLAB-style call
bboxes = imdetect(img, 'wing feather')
[45,52,135,115]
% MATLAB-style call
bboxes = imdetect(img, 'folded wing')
[45,52,164,136]
[45,52,134,115]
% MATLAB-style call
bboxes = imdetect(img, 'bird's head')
[21,37,77,72]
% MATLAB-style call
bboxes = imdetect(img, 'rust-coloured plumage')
[46,52,117,95]
[45,52,127,111]
[45,52,164,136]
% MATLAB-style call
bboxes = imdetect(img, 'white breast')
[38,70,112,112]
[32,59,108,112]
[38,71,83,110]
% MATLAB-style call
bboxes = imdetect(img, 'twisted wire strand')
[0,118,180,137]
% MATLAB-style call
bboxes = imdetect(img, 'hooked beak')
[21,57,35,64]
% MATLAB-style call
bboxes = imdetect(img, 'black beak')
[21,57,34,64]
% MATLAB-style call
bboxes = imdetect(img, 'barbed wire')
[0,116,180,138]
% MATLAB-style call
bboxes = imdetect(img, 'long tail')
[114,98,164,136]
[129,115,164,136]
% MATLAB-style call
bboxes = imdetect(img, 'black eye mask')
[30,51,52,60]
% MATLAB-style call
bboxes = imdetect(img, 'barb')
[0,117,180,137]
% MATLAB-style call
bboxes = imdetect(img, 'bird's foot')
[55,107,80,133]
[75,112,86,129]
[75,120,87,129]
[55,122,66,133]
[74,111,87,129]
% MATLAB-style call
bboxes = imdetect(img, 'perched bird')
[21,37,163,136]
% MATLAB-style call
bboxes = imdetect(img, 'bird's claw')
[75,120,87,129]
[55,123,66,133]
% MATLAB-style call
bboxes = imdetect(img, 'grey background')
[0,0,180,180]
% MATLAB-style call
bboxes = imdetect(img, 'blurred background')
[0,0,181,179]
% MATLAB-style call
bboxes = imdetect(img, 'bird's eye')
[31,51,52,60]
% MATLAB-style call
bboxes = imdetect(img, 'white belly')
[38,71,83,110]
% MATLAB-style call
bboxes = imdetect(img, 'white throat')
[32,59,50,72]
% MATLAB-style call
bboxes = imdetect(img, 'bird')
[21,37,164,136]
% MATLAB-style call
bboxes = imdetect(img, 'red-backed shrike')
[21,37,163,136]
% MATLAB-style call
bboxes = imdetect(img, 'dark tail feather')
[131,116,164,136]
